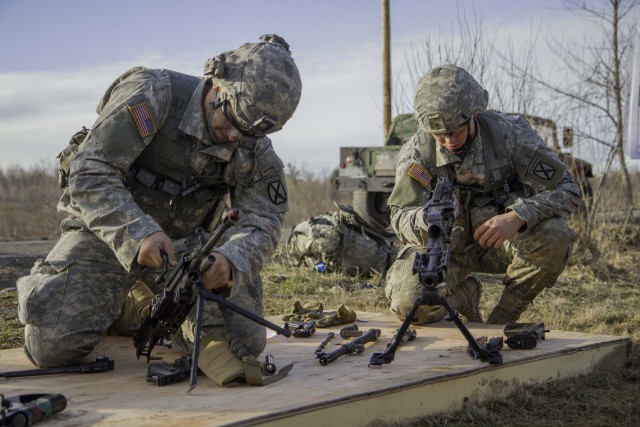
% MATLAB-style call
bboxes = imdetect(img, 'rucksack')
[286,203,398,277]
[57,126,89,191]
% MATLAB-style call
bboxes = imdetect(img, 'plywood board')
[0,312,630,426]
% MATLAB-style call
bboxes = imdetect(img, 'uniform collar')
[436,131,483,167]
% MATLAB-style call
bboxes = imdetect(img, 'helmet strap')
[452,117,478,156]
[205,90,224,143]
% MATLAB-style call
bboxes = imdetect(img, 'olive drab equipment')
[286,203,398,277]
[57,126,89,192]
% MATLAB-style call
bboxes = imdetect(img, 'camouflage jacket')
[58,67,289,280]
[389,111,582,245]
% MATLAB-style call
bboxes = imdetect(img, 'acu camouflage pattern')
[386,105,582,325]
[287,206,397,277]
[205,34,302,137]
[18,57,291,368]
[414,64,489,134]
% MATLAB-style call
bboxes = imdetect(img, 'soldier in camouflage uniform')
[16,34,302,386]
[385,64,580,325]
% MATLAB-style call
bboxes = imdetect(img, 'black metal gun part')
[504,322,549,349]
[318,328,381,366]
[1,357,114,379]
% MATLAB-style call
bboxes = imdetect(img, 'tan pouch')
[199,336,246,386]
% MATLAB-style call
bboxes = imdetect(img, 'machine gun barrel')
[1,357,114,378]
[318,328,380,366]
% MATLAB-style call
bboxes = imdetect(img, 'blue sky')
[0,0,636,175]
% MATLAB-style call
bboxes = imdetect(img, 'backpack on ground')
[286,203,398,277]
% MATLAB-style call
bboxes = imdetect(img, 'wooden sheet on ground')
[0,312,630,426]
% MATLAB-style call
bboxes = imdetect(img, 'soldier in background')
[385,64,581,325]
[17,35,302,386]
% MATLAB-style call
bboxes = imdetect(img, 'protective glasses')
[221,101,277,139]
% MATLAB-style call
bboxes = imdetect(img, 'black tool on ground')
[147,356,193,386]
[1,357,114,379]
[503,322,549,349]
[0,393,67,426]
[262,354,277,376]
[318,328,381,366]
[131,208,292,392]
[369,328,417,367]
[315,332,335,358]
[467,336,503,360]
[369,167,503,367]
[339,324,363,339]
[284,320,317,337]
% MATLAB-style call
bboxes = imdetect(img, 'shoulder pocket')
[515,145,566,189]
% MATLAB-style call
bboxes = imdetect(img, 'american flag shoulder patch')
[128,102,157,139]
[407,163,431,189]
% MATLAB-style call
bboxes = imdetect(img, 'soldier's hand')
[138,231,176,268]
[202,252,232,290]
[473,211,526,249]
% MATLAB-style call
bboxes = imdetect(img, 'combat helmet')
[414,64,488,134]
[203,34,302,138]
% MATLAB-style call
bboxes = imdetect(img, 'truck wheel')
[353,190,391,228]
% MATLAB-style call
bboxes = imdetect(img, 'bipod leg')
[200,288,291,338]
[440,298,503,364]
[369,297,421,366]
[188,294,206,394]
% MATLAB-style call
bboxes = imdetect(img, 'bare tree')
[517,0,638,209]
[399,4,499,112]
[398,4,548,119]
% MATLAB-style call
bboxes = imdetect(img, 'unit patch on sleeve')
[268,180,287,204]
[128,102,157,139]
[531,160,556,181]
[407,163,432,189]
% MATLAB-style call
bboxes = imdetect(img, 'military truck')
[334,113,593,228]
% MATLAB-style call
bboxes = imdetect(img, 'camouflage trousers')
[385,206,576,325]
[16,225,266,369]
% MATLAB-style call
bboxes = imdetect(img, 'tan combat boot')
[448,276,483,323]
[109,280,155,336]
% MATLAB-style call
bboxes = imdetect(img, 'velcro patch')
[407,163,432,189]
[128,102,157,139]
[261,165,278,181]
[268,180,287,204]
[530,160,556,181]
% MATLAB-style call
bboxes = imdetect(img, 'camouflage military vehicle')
[334,114,592,228]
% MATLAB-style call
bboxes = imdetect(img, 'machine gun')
[369,167,503,367]
[132,208,291,391]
